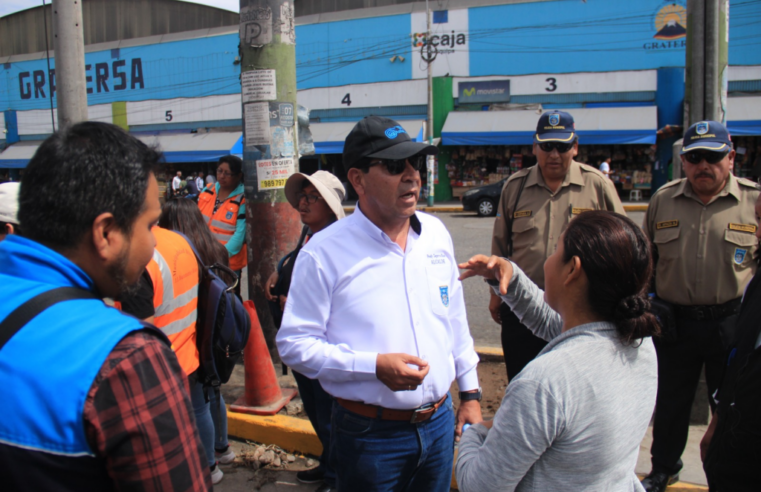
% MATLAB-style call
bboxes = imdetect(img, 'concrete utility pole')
[238,0,302,355]
[425,0,435,206]
[52,0,88,130]
[685,0,729,125]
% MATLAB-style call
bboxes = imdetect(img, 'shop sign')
[458,80,510,104]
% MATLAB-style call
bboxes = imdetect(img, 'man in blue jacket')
[0,121,211,491]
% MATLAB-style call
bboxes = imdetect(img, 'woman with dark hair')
[159,199,229,268]
[198,155,246,295]
[456,211,658,492]
[158,199,235,483]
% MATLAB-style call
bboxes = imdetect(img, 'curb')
[227,409,322,457]
[226,403,707,491]
[343,205,648,214]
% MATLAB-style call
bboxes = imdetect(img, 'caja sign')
[411,8,469,79]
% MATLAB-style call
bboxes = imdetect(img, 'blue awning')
[442,106,657,146]
[727,120,761,136]
[137,132,242,163]
[310,120,426,154]
[727,96,761,136]
[0,141,43,169]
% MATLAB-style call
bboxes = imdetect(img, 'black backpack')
[178,234,251,390]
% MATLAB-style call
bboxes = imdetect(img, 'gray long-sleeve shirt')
[456,264,657,492]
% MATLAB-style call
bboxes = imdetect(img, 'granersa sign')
[18,58,145,100]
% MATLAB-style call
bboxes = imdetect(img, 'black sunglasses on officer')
[538,141,575,154]
[682,150,730,165]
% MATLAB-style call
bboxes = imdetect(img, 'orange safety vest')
[145,227,200,376]
[197,185,247,271]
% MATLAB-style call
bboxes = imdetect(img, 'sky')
[0,0,239,19]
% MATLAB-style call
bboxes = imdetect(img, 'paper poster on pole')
[244,102,270,147]
[242,70,277,103]
[256,157,295,190]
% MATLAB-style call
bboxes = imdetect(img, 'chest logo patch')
[728,223,757,234]
[225,211,234,220]
[571,207,593,215]
[734,248,747,265]
[656,220,679,230]
[439,286,449,308]
[513,210,532,218]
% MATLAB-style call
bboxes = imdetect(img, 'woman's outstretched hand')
[458,255,514,296]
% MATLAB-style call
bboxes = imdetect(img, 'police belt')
[672,297,741,322]
[336,395,447,424]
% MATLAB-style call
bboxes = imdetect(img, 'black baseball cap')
[535,110,576,143]
[681,120,733,154]
[343,116,438,172]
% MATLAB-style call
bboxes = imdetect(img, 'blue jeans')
[293,371,336,487]
[209,389,229,453]
[329,394,455,492]
[189,378,215,468]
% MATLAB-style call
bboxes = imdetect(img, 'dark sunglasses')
[683,150,729,165]
[366,154,426,175]
[538,141,574,153]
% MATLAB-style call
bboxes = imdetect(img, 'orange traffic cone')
[229,300,297,415]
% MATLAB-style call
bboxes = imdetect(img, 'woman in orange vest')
[198,155,246,296]
[121,200,235,485]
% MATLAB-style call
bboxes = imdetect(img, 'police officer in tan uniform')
[641,121,760,492]
[491,110,624,380]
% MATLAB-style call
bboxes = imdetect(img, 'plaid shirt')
[83,330,211,491]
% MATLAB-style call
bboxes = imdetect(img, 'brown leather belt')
[336,395,447,424]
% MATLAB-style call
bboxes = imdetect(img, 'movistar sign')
[458,80,510,104]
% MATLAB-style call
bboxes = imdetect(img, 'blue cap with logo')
[535,111,576,143]
[343,116,437,172]
[681,120,732,154]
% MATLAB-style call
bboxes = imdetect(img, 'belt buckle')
[695,309,705,321]
[410,402,435,424]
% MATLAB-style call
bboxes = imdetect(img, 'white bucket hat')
[284,171,346,219]
[0,182,20,225]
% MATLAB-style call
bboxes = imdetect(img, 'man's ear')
[91,212,126,261]
[347,168,366,198]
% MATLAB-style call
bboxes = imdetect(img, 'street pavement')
[439,209,646,348]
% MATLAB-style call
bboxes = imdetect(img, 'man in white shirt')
[599,157,612,178]
[195,173,204,192]
[171,171,182,192]
[277,116,482,492]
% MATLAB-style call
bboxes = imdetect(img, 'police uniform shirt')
[492,160,625,289]
[275,206,480,410]
[644,173,760,306]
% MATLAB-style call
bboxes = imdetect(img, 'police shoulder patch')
[734,248,748,265]
[728,223,757,234]
[656,220,679,230]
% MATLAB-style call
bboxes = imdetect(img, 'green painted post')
[433,77,454,201]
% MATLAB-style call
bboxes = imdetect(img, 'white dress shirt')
[172,176,182,190]
[276,206,479,410]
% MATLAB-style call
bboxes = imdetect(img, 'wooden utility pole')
[52,0,88,130]
[238,0,302,354]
